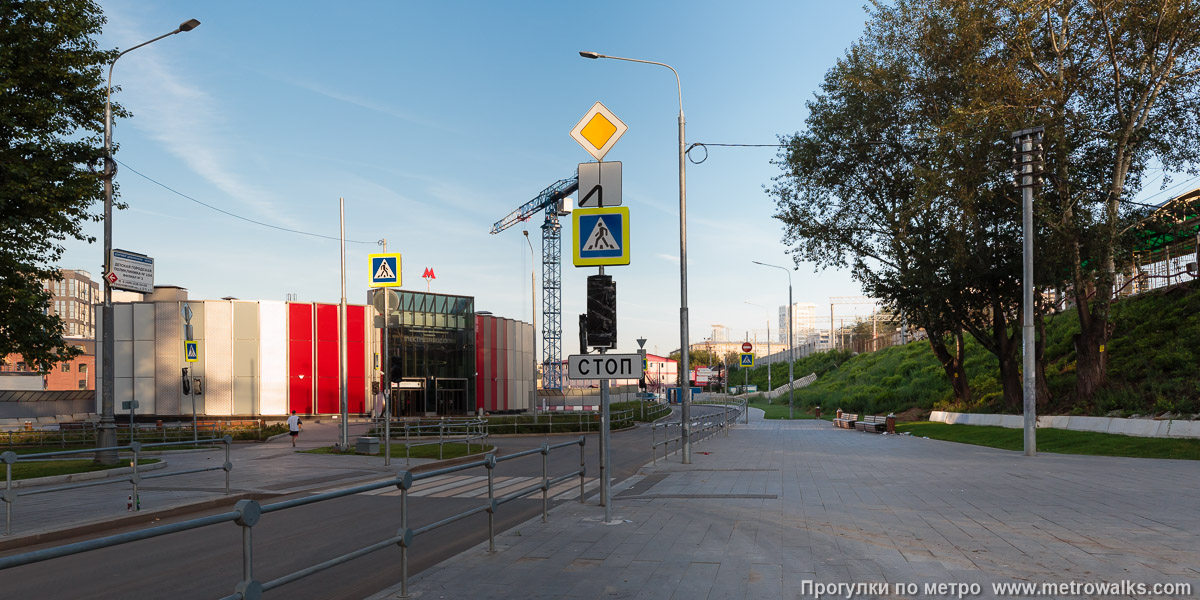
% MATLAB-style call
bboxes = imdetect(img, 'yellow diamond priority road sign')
[570,102,627,161]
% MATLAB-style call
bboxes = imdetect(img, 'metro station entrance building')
[383,291,476,417]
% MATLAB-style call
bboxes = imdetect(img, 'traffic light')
[586,274,616,348]
[389,358,403,383]
[579,314,589,354]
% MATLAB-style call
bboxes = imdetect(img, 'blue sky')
[62,1,886,356]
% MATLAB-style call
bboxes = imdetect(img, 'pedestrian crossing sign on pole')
[572,206,630,267]
[185,341,199,363]
[368,253,402,287]
[740,352,754,367]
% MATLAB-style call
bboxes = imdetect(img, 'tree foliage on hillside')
[771,0,1200,408]
[0,1,121,370]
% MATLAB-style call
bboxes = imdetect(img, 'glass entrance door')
[435,378,469,415]
[393,379,426,417]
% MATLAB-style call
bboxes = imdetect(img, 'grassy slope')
[736,280,1200,417]
[897,422,1200,460]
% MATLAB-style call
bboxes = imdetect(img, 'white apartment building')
[777,303,817,345]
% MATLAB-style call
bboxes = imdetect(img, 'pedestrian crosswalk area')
[360,474,598,501]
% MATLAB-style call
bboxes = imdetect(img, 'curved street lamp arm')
[578,52,682,117]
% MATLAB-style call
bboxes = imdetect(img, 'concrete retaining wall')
[0,392,95,420]
[929,410,1200,439]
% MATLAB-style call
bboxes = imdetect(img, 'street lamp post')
[99,19,200,464]
[753,261,794,419]
[524,231,537,409]
[579,50,692,463]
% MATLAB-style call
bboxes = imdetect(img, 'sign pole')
[182,304,196,444]
[368,247,402,461]
[381,240,391,466]
[190,368,197,444]
[598,266,613,523]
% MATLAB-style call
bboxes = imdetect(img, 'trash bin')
[356,436,381,455]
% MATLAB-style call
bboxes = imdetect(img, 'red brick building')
[1,339,95,391]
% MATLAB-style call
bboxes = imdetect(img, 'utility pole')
[1013,126,1044,457]
[339,198,349,451]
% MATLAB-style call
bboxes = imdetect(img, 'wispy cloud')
[280,77,462,135]
[657,253,679,264]
[105,14,297,228]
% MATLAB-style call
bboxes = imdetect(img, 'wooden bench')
[855,414,888,433]
[833,413,858,429]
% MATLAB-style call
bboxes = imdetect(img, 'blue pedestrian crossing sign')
[368,253,402,288]
[184,340,199,363]
[573,206,630,267]
[740,352,754,367]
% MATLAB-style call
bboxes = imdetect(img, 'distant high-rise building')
[709,324,730,343]
[45,270,99,339]
[778,303,817,345]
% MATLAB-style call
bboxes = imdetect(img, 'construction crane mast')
[491,175,579,390]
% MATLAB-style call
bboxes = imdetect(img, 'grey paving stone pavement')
[382,410,1200,600]
[1,419,438,548]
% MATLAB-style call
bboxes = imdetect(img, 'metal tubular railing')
[3,422,271,449]
[651,398,747,465]
[479,407,642,436]
[0,436,587,600]
[381,419,489,465]
[1,436,232,536]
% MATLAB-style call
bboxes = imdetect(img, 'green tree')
[0,1,120,371]
[995,1,1200,401]
[770,0,988,405]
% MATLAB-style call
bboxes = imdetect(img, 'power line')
[686,142,784,164]
[114,159,375,244]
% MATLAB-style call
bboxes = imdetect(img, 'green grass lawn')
[896,422,1200,460]
[9,458,161,480]
[302,442,494,460]
[747,399,828,420]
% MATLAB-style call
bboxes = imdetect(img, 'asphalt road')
[2,405,735,600]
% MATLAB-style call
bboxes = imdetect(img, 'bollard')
[485,453,496,553]
[578,437,586,503]
[224,436,233,494]
[541,443,549,523]
[4,453,14,535]
[886,413,896,434]
[815,406,821,419]
[130,441,141,511]
[836,408,843,420]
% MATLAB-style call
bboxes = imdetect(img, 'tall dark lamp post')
[579,50,691,462]
[99,19,200,464]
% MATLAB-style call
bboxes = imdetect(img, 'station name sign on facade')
[567,354,645,380]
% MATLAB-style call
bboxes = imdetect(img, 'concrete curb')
[0,443,507,553]
[7,460,170,489]
[0,491,277,553]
